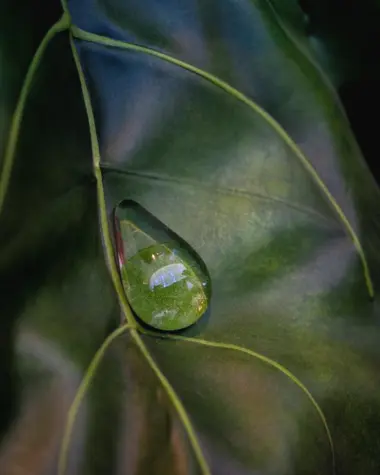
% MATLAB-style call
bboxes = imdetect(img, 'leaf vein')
[142,330,336,475]
[70,25,374,298]
[102,164,342,228]
[68,25,211,475]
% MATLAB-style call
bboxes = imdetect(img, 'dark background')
[299,0,380,184]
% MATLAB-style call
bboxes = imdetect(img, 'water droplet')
[113,200,211,331]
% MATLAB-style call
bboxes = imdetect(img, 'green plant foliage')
[1,1,380,474]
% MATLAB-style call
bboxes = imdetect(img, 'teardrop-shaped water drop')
[114,201,211,331]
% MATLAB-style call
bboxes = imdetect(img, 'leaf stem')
[131,329,211,475]
[57,323,132,475]
[69,34,137,327]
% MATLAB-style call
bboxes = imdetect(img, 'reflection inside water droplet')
[114,201,211,331]
[149,262,187,290]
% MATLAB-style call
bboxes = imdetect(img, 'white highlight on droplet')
[149,263,187,290]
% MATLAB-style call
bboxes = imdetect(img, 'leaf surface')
[1,1,380,474]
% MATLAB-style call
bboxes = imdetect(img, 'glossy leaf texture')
[1,1,380,475]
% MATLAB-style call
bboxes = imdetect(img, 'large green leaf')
[1,1,380,474]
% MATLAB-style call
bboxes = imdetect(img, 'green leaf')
[1,1,380,474]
